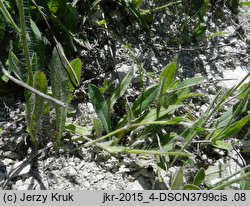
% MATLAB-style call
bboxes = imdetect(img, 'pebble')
[95,174,105,182]
[47,172,58,184]
[68,166,77,177]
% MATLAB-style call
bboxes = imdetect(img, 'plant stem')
[1,66,67,107]
[84,119,185,147]
[141,0,182,15]
[0,0,20,33]
[210,163,250,189]
[211,171,250,190]
[17,0,33,83]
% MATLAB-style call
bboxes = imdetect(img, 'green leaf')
[0,16,6,40]
[50,47,70,146]
[240,170,250,189]
[212,114,250,140]
[171,167,183,190]
[100,146,191,156]
[64,4,78,32]
[47,0,66,15]
[214,107,233,128]
[0,0,20,33]
[33,71,48,93]
[240,2,250,7]
[136,105,183,123]
[109,66,134,110]
[114,0,149,30]
[176,77,206,91]
[66,58,82,91]
[183,184,201,190]
[194,24,207,37]
[132,85,159,116]
[8,51,26,81]
[176,92,206,103]
[212,140,233,151]
[0,127,3,135]
[29,71,48,146]
[193,168,205,186]
[89,84,111,133]
[157,62,177,117]
[132,0,143,8]
[30,19,42,41]
[159,62,177,93]
[65,123,91,136]
[93,118,103,138]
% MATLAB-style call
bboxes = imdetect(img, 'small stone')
[96,174,105,181]
[239,41,248,50]
[246,36,250,45]
[17,184,29,190]
[69,161,76,167]
[87,102,95,113]
[68,166,77,177]
[221,66,250,89]
[125,180,144,190]
[74,158,81,164]
[24,177,33,185]
[47,172,58,184]
[15,180,23,186]
[84,181,91,188]
[100,182,108,189]
[114,64,140,84]
[225,26,235,35]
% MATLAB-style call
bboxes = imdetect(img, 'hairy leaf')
[29,71,48,146]
[50,47,69,146]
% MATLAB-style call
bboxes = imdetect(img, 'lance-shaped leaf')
[109,66,134,110]
[157,62,177,117]
[50,47,70,146]
[193,168,205,186]
[171,167,184,190]
[66,58,82,91]
[89,84,111,133]
[29,71,48,146]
